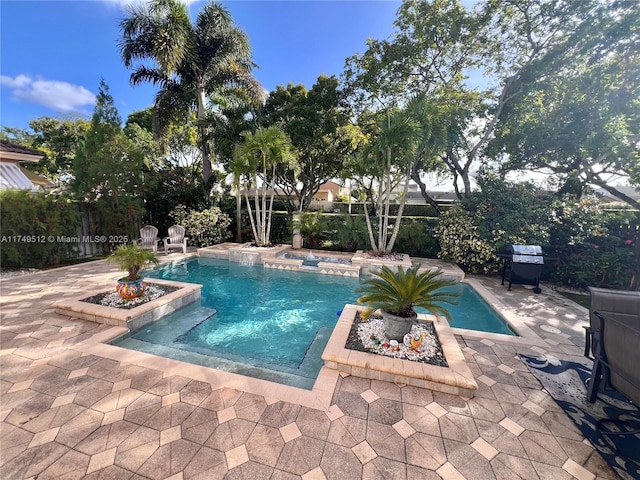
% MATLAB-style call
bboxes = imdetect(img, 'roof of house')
[0,140,44,158]
[19,166,54,187]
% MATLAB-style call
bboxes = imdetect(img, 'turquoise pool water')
[112,258,514,389]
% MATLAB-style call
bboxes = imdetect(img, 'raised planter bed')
[322,304,478,397]
[52,278,202,331]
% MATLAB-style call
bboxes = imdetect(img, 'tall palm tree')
[233,126,298,246]
[213,105,257,241]
[359,108,422,254]
[120,0,265,185]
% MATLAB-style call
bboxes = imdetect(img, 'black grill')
[498,245,545,294]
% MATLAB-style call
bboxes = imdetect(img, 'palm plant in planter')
[356,266,459,341]
[107,244,159,299]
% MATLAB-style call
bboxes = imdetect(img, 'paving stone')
[75,420,139,456]
[38,448,90,480]
[181,408,219,446]
[334,390,371,420]
[491,452,541,480]
[180,380,212,407]
[444,438,481,469]
[205,418,255,452]
[225,444,249,470]
[531,461,574,480]
[246,424,284,467]
[366,421,406,463]
[405,432,446,470]
[275,436,325,476]
[224,460,273,480]
[259,401,301,428]
[137,439,199,480]
[468,396,505,423]
[352,440,378,464]
[519,430,568,466]
[182,445,227,480]
[233,393,267,422]
[456,452,497,480]
[22,402,86,433]
[144,402,195,431]
[433,392,471,416]
[147,376,192,397]
[72,378,115,408]
[327,415,366,448]
[199,387,242,411]
[439,412,479,443]
[368,398,403,425]
[87,447,117,475]
[320,442,362,480]
[370,379,402,401]
[401,386,433,407]
[541,411,584,441]
[270,469,302,480]
[338,375,371,394]
[406,464,442,480]
[296,406,331,441]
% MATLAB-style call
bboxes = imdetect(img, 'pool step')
[298,326,333,375]
[124,302,217,345]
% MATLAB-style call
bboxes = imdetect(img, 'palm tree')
[233,126,298,246]
[359,107,422,254]
[120,0,265,185]
[212,105,257,242]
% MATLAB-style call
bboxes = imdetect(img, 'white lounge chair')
[164,225,188,255]
[136,225,159,253]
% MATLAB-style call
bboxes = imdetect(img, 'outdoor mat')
[519,353,640,480]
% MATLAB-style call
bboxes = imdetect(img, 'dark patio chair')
[586,311,640,466]
[583,287,640,359]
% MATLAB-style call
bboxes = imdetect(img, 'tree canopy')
[120,0,265,185]
[262,75,364,212]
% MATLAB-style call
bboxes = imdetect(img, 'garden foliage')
[0,190,79,268]
[434,176,639,289]
[170,205,232,248]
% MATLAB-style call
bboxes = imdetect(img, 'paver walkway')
[0,255,616,479]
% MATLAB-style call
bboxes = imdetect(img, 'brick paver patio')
[0,254,615,479]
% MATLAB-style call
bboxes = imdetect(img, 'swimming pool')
[111,258,514,389]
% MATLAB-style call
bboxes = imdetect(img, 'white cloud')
[0,75,95,112]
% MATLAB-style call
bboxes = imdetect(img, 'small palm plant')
[107,244,159,299]
[356,266,459,340]
[107,244,159,281]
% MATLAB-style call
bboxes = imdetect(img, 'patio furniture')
[586,311,640,464]
[135,225,159,253]
[583,287,640,359]
[164,225,188,255]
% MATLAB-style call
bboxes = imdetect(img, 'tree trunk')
[410,164,442,214]
[362,198,378,251]
[386,169,411,253]
[245,190,259,246]
[196,88,213,184]
[235,187,242,242]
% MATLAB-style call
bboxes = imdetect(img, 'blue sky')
[1,0,401,131]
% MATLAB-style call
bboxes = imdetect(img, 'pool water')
[112,258,514,389]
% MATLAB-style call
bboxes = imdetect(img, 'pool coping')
[322,304,478,397]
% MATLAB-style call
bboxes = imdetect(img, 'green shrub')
[435,206,500,274]
[170,205,232,247]
[0,190,80,268]
[297,211,326,249]
[394,218,440,258]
